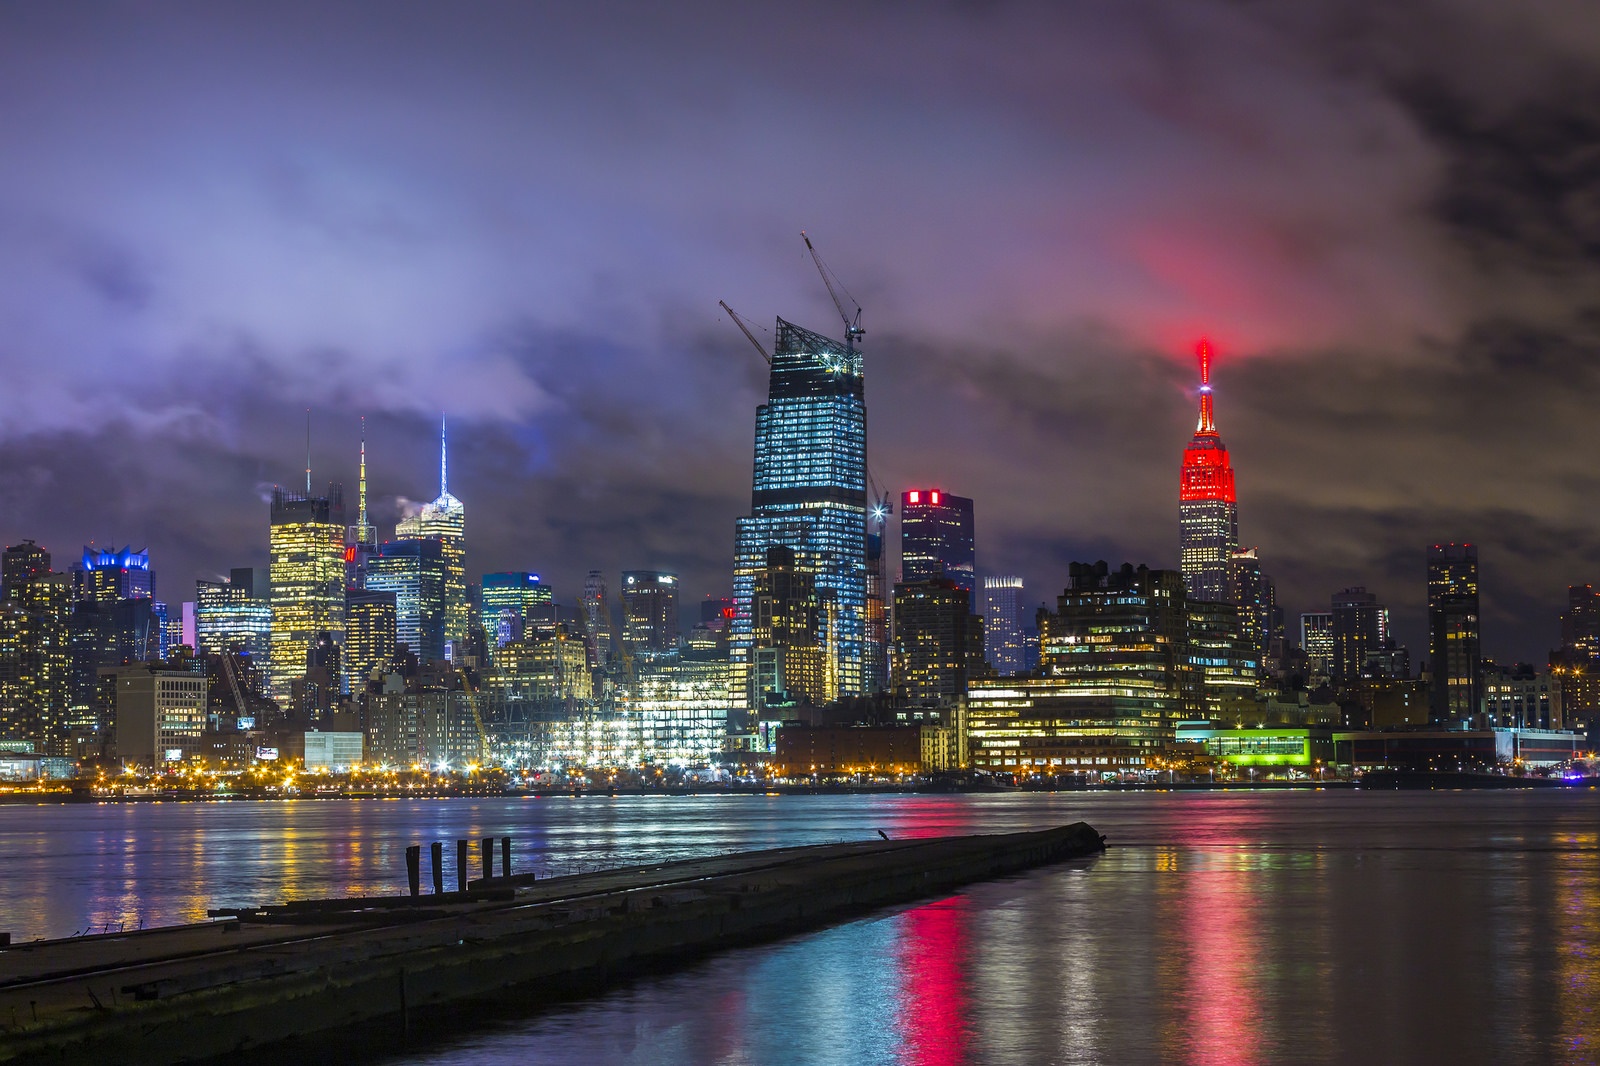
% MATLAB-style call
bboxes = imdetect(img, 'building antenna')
[440,413,448,497]
[1196,339,1217,435]
[305,409,312,495]
[359,416,369,533]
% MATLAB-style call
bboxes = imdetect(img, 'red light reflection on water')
[894,896,970,1066]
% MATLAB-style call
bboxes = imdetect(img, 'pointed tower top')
[440,413,447,498]
[359,416,369,530]
[1195,338,1217,436]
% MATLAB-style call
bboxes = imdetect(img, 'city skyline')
[4,4,1600,666]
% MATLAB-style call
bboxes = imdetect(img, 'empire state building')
[1179,340,1239,603]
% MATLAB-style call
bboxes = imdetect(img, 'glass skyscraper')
[365,538,447,664]
[397,418,466,656]
[1428,542,1481,724]
[195,567,272,663]
[733,318,868,700]
[268,486,345,703]
[900,489,975,601]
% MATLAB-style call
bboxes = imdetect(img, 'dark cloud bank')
[2,1,1600,663]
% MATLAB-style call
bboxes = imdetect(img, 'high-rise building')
[1331,588,1386,684]
[1,541,50,601]
[1180,341,1239,603]
[113,664,207,768]
[899,490,975,601]
[750,546,826,711]
[347,422,377,589]
[582,570,613,667]
[1554,585,1600,733]
[1428,542,1481,724]
[77,546,154,603]
[365,539,448,664]
[1227,548,1273,668]
[1301,612,1334,675]
[863,529,888,693]
[195,568,272,664]
[891,577,985,705]
[396,417,466,656]
[733,318,868,698]
[981,576,1028,676]
[343,588,397,698]
[621,570,680,656]
[268,486,346,703]
[0,573,72,753]
[481,572,552,648]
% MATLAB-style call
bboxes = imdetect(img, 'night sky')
[3,2,1599,665]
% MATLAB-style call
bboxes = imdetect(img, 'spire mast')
[1196,339,1217,435]
[440,413,448,497]
[359,416,369,532]
[305,409,312,494]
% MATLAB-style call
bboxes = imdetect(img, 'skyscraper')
[268,486,346,702]
[891,577,985,705]
[481,572,552,649]
[397,417,466,657]
[1180,340,1239,603]
[1331,588,1387,684]
[899,490,975,601]
[582,570,613,667]
[195,568,272,663]
[1301,612,1333,675]
[365,539,447,663]
[77,546,154,603]
[1,540,50,601]
[981,575,1028,676]
[1428,542,1481,724]
[621,570,680,656]
[733,318,868,699]
[343,587,397,697]
[1554,585,1600,733]
[347,421,377,590]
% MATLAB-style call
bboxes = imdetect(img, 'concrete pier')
[0,822,1104,1064]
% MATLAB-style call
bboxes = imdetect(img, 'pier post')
[481,837,492,879]
[431,842,444,895]
[456,839,467,892]
[501,836,511,877]
[405,846,420,898]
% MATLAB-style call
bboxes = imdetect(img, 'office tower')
[1428,542,1481,724]
[347,423,377,589]
[0,573,73,753]
[396,417,466,656]
[733,318,868,699]
[481,572,552,647]
[621,570,680,656]
[77,546,154,603]
[1554,585,1600,732]
[268,486,346,703]
[982,576,1028,676]
[342,588,397,698]
[863,529,888,692]
[899,490,976,601]
[1365,639,1411,680]
[891,577,985,705]
[750,546,826,709]
[1227,549,1272,668]
[1180,341,1240,603]
[113,665,207,768]
[701,597,735,630]
[365,539,447,664]
[1483,662,1560,730]
[1,540,50,600]
[1331,588,1386,684]
[580,570,614,668]
[1301,612,1334,675]
[194,568,272,665]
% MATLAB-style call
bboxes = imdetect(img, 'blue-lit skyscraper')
[733,318,868,700]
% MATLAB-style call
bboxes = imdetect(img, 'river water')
[1,790,1597,1064]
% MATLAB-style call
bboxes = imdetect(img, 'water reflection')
[5,792,1600,1065]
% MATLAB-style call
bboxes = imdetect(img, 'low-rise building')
[114,665,207,768]
[774,725,926,777]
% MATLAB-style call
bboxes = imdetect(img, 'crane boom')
[718,300,772,365]
[801,231,864,348]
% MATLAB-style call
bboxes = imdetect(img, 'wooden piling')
[404,846,420,898]
[430,843,444,895]
[500,836,511,878]
[455,839,467,892]
[481,837,492,879]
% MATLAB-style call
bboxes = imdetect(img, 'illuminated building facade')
[194,568,271,663]
[900,490,975,602]
[621,570,680,656]
[1300,612,1333,675]
[487,632,592,705]
[343,588,397,697]
[863,530,888,692]
[629,656,743,766]
[481,572,552,651]
[1483,662,1560,730]
[967,561,1252,776]
[1179,341,1239,603]
[891,577,985,705]
[1331,588,1386,684]
[733,318,868,698]
[268,486,346,702]
[0,574,72,753]
[114,665,207,768]
[1428,542,1481,724]
[750,546,826,710]
[981,576,1028,676]
[396,418,467,657]
[365,539,447,664]
[78,546,154,603]
[1,540,50,600]
[582,570,613,667]
[1553,585,1600,732]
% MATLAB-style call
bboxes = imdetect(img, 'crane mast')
[801,231,864,349]
[718,300,772,365]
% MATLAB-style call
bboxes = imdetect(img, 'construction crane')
[718,300,771,365]
[802,231,864,349]
[456,668,492,765]
[867,470,893,534]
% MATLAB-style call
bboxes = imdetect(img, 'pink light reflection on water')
[894,895,972,1066]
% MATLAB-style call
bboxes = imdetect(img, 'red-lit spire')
[1180,337,1235,503]
[1195,338,1216,435]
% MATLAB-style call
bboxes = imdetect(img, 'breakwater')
[0,821,1104,1064]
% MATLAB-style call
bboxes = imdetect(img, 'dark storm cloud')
[4,0,1600,660]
